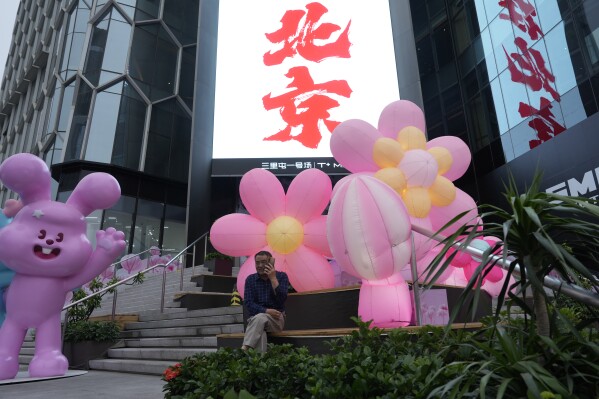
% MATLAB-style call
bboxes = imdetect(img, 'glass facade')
[3,0,599,257]
[30,0,199,254]
[409,0,599,195]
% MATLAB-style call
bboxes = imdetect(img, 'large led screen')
[212,0,400,176]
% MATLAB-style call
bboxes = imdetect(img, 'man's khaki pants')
[242,313,285,353]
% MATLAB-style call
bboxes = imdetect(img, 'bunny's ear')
[66,173,121,216]
[0,153,51,205]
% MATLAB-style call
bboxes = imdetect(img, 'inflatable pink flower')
[330,100,472,219]
[210,168,335,296]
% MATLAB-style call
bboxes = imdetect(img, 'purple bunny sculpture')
[0,153,126,380]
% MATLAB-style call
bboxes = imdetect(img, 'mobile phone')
[270,257,276,267]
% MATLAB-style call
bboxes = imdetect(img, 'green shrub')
[162,319,599,399]
[162,320,465,399]
[63,320,121,343]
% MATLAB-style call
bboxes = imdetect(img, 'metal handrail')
[410,224,599,308]
[63,232,209,313]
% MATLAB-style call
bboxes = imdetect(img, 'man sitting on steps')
[241,250,289,352]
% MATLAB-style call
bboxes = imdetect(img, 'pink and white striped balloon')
[327,175,412,281]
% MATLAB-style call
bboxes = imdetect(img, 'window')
[84,80,146,168]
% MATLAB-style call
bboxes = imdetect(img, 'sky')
[0,0,21,80]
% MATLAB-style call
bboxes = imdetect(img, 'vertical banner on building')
[476,1,585,161]
[212,1,400,175]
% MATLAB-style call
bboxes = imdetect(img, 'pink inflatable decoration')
[210,168,334,296]
[327,175,413,327]
[437,237,509,297]
[410,216,435,261]
[0,153,126,380]
[327,175,412,281]
[359,276,412,328]
[398,246,456,284]
[330,100,471,219]
[426,136,471,181]
[428,188,479,236]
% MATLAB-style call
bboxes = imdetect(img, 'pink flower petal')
[240,168,285,224]
[236,257,256,298]
[428,188,478,236]
[330,119,380,173]
[285,246,334,292]
[286,169,332,224]
[302,216,332,258]
[210,214,267,256]
[426,136,471,181]
[378,100,426,139]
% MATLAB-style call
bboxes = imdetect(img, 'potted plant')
[426,173,599,337]
[204,251,234,276]
[62,274,143,369]
[62,319,121,369]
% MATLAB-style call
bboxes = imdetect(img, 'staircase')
[16,265,243,376]
[89,306,244,375]
[90,267,210,316]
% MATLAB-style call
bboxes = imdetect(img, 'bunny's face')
[0,201,93,277]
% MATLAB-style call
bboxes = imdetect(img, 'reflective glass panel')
[575,2,599,76]
[473,0,488,29]
[84,7,131,86]
[58,82,76,135]
[86,210,103,248]
[489,14,516,74]
[162,204,186,253]
[498,68,530,129]
[179,46,195,109]
[536,0,563,33]
[64,80,93,160]
[103,195,136,254]
[113,0,160,21]
[544,23,577,96]
[559,85,587,128]
[45,83,62,134]
[163,0,199,45]
[145,99,191,182]
[85,80,146,168]
[132,199,163,253]
[60,1,91,80]
[129,24,178,101]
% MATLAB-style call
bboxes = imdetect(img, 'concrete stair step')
[88,358,175,376]
[19,355,33,365]
[120,323,244,339]
[124,313,243,330]
[107,347,215,361]
[138,305,243,322]
[20,347,35,356]
[124,336,217,348]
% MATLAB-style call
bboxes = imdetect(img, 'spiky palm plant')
[426,173,599,337]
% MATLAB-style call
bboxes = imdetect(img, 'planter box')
[204,259,233,276]
[63,340,116,370]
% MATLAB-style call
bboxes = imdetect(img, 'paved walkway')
[0,371,166,398]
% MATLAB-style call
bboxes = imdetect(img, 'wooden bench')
[216,323,484,354]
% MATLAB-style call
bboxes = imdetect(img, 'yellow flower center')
[266,216,304,254]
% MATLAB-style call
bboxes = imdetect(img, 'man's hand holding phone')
[264,257,277,281]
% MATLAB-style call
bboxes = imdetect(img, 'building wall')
[410,0,599,200]
[0,0,198,255]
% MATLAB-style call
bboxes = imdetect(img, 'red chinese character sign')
[262,66,352,148]
[263,2,351,66]
[483,0,583,156]
[212,1,400,171]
